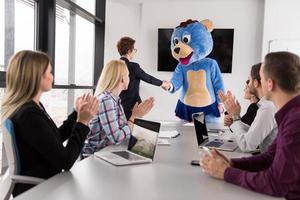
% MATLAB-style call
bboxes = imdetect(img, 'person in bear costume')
[167,19,225,122]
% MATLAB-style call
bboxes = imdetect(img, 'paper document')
[159,130,180,138]
[183,122,194,127]
[157,138,171,145]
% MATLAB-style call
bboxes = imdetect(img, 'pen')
[173,132,180,138]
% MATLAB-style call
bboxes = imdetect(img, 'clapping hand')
[131,97,155,119]
[76,93,99,125]
[218,91,241,117]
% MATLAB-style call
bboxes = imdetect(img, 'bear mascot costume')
[168,19,225,122]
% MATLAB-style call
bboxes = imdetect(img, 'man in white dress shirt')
[219,63,277,152]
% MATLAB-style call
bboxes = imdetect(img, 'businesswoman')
[82,60,154,156]
[117,37,168,119]
[1,50,98,196]
[224,79,259,126]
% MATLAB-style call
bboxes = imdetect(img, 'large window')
[0,1,4,71]
[74,15,94,86]
[15,0,35,52]
[55,6,70,85]
[55,5,94,86]
[0,0,35,72]
[0,0,36,174]
[53,3,97,124]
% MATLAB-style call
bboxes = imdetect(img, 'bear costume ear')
[200,19,213,32]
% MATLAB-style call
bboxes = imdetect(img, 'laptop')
[95,118,161,166]
[192,112,238,151]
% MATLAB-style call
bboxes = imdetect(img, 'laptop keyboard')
[112,151,145,161]
[205,141,224,147]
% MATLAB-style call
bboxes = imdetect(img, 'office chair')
[0,119,44,200]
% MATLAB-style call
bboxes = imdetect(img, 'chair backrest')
[0,119,20,200]
[0,169,14,200]
[1,120,44,199]
[2,119,20,176]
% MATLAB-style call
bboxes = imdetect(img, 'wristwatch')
[232,115,241,122]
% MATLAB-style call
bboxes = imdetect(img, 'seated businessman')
[200,51,300,199]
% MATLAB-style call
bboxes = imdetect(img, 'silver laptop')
[95,119,161,166]
[192,112,237,151]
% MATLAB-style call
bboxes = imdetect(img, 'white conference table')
[15,122,283,200]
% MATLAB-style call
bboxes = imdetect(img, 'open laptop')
[95,119,161,166]
[192,112,238,151]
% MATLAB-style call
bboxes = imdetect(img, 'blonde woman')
[82,60,154,156]
[1,50,98,197]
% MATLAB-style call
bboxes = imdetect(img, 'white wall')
[262,0,300,56]
[104,1,141,62]
[105,0,265,121]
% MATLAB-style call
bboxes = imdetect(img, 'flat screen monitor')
[157,28,234,73]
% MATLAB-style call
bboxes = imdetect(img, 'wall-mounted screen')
[157,28,234,73]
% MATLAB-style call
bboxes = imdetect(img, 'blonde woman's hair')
[1,50,50,122]
[94,60,128,96]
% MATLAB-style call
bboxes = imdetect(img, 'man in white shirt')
[219,63,277,152]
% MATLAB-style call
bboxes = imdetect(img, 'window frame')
[0,0,106,89]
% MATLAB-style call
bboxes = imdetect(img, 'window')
[53,2,98,124]
[0,0,35,72]
[55,5,94,86]
[74,15,95,86]
[71,0,95,15]
[0,0,36,175]
[55,6,70,85]
[53,4,96,124]
[15,0,35,52]
[40,89,93,125]
[0,1,4,71]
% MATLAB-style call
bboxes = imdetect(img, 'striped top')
[82,91,131,156]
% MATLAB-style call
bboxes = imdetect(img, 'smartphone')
[190,160,200,166]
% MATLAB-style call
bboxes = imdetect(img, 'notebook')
[192,112,237,152]
[95,119,161,166]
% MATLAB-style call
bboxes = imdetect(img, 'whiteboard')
[268,39,300,56]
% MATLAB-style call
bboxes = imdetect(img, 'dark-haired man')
[201,51,300,199]
[117,36,169,119]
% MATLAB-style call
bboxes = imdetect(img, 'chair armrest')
[10,175,45,185]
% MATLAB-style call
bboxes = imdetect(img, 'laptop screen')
[128,119,161,160]
[192,112,208,146]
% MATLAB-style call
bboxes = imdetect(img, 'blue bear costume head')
[171,19,213,65]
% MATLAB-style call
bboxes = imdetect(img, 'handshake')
[161,80,171,91]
